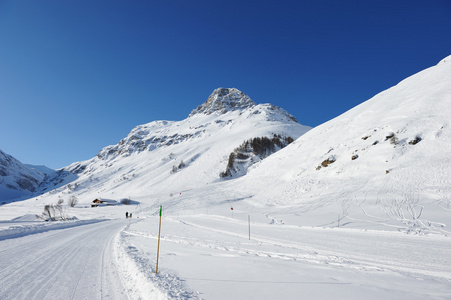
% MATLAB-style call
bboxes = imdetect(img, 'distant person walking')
[126,212,129,218]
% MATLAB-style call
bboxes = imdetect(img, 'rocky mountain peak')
[189,88,256,117]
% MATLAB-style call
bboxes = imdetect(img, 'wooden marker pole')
[156,205,162,274]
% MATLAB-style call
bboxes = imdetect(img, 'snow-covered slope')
[0,150,46,202]
[231,56,451,234]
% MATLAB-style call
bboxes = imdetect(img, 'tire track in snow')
[0,220,128,300]
[0,225,91,294]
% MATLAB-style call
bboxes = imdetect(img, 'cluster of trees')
[220,135,294,178]
[171,160,186,174]
[247,135,294,156]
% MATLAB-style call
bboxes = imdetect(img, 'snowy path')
[0,220,128,300]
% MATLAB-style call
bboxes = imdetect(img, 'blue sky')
[1,0,451,169]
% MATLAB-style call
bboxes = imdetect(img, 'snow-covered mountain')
[32,87,310,204]
[3,56,451,235]
[0,150,47,202]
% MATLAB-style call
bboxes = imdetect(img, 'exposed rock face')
[189,88,256,117]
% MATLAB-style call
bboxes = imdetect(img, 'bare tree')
[54,203,66,220]
[68,196,78,207]
[42,204,56,221]
[39,202,67,221]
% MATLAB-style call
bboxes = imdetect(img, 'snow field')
[118,212,451,299]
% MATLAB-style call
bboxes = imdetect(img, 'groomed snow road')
[0,220,128,300]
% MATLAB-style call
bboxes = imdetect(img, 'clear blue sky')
[1,0,451,169]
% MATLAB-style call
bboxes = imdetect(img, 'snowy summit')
[189,87,256,116]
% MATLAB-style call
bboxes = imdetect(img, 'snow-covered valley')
[1,56,451,299]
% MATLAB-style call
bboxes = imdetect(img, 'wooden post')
[156,205,162,274]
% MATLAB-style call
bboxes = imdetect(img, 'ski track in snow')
[117,215,451,299]
[126,217,451,281]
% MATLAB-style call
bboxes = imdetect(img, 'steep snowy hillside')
[0,150,46,202]
[233,55,451,234]
[31,88,310,205]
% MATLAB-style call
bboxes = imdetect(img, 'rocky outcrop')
[189,88,256,117]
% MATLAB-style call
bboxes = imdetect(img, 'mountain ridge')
[14,88,310,201]
[95,89,301,161]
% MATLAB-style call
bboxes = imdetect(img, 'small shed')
[91,198,104,207]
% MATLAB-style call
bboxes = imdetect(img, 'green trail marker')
[156,205,162,274]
